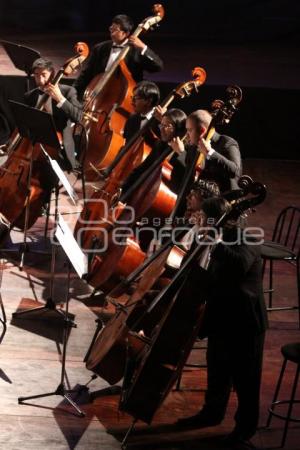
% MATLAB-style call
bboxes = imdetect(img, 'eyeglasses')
[131,95,143,101]
[159,123,174,130]
[109,25,123,32]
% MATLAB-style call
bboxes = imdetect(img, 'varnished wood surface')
[0,161,299,449]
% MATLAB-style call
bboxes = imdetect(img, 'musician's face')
[159,117,175,142]
[33,68,52,87]
[131,93,152,115]
[186,118,205,145]
[109,23,129,44]
[186,189,202,215]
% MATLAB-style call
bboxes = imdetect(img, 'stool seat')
[281,342,300,364]
[261,241,296,260]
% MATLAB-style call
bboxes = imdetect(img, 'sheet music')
[49,159,78,205]
[40,145,78,205]
[55,213,88,278]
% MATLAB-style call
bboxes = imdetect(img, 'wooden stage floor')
[0,159,299,450]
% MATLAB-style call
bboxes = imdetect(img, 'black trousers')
[203,331,265,439]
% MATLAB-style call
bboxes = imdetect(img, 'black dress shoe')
[176,411,222,428]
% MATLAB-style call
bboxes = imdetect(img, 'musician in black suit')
[121,108,187,196]
[123,80,160,142]
[172,109,242,193]
[24,58,82,170]
[73,14,163,99]
[177,196,268,449]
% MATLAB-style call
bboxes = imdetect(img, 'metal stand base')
[17,264,84,417]
[121,419,138,449]
[12,297,76,327]
[18,382,85,417]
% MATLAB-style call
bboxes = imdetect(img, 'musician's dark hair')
[163,108,187,139]
[201,196,231,222]
[31,58,55,76]
[134,81,160,107]
[192,179,220,199]
[112,14,134,33]
[188,109,212,133]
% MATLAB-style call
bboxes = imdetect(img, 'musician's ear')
[199,125,206,137]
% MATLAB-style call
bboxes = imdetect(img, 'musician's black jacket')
[174,132,242,194]
[73,40,163,98]
[24,84,82,169]
[188,228,268,337]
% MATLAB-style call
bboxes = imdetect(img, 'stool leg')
[175,370,183,391]
[297,259,300,329]
[281,364,300,448]
[262,258,266,278]
[266,358,287,428]
[269,259,273,308]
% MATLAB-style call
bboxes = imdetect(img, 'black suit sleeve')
[210,137,241,179]
[140,46,164,72]
[59,86,83,122]
[73,43,107,98]
[212,241,259,278]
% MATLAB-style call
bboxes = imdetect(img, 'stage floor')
[0,158,299,449]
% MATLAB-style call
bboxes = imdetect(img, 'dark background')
[0,0,299,161]
[0,0,299,42]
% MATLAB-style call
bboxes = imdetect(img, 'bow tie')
[112,44,124,49]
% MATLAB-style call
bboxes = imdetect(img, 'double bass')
[119,180,267,425]
[0,43,89,232]
[83,84,242,290]
[75,67,206,251]
[77,4,165,180]
[84,86,245,386]
[76,73,207,291]
[84,174,258,385]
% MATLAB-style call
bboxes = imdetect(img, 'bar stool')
[266,342,300,447]
[261,206,300,327]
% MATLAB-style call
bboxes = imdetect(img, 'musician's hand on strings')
[44,83,65,104]
[169,136,185,155]
[153,105,167,122]
[198,137,213,157]
[128,35,147,52]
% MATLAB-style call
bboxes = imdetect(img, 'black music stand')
[8,101,70,323]
[7,104,85,416]
[18,260,85,417]
[9,100,60,149]
[0,40,40,91]
[8,100,60,267]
